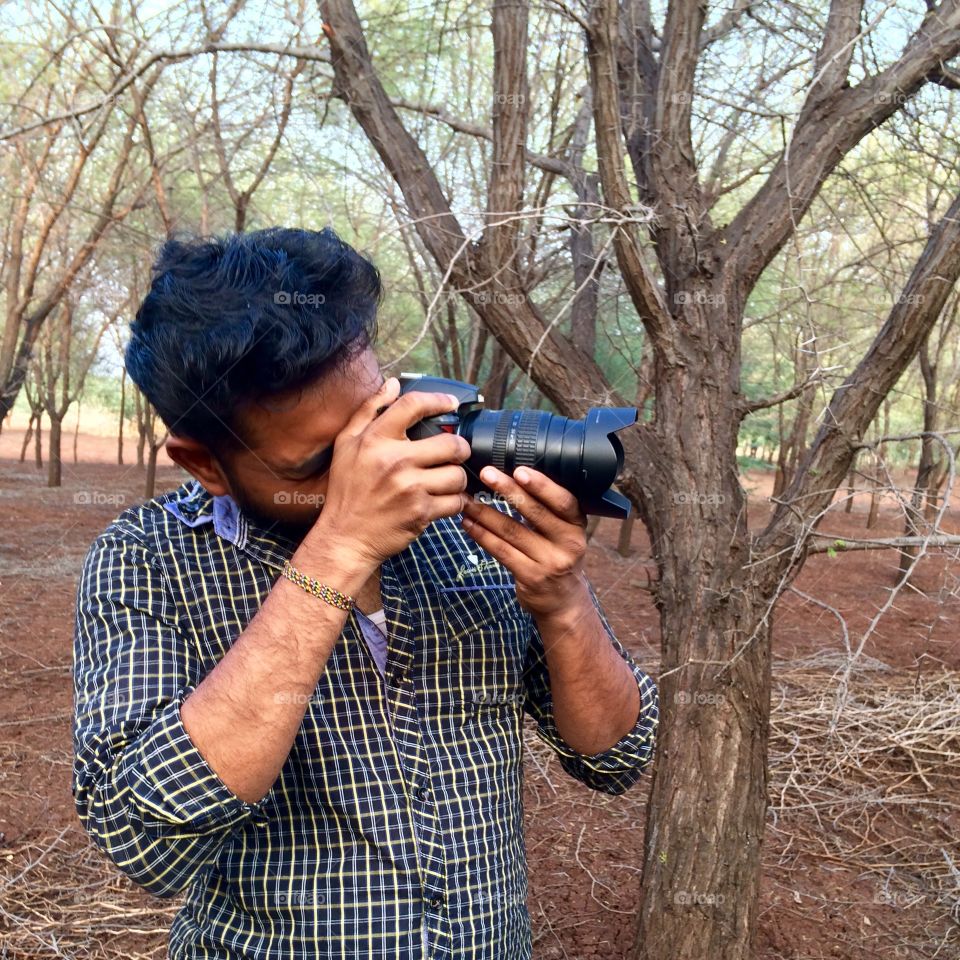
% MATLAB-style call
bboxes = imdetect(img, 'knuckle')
[413,493,434,528]
[567,538,586,559]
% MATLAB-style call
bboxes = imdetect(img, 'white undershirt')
[362,607,387,635]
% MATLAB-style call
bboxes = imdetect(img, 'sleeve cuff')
[128,686,272,836]
[535,661,659,773]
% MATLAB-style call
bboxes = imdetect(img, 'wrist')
[293,520,378,598]
[528,575,591,626]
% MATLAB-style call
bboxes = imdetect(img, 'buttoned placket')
[378,556,449,958]
[212,497,450,958]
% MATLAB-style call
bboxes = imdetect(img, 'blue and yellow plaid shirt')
[72,478,659,959]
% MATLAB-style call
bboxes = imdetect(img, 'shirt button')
[427,893,444,909]
[415,785,432,802]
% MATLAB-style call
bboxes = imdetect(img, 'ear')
[165,433,232,496]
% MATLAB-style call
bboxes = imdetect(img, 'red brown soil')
[1,426,957,959]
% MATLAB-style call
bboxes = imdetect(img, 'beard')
[227,480,317,546]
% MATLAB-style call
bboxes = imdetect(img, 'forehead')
[235,348,382,457]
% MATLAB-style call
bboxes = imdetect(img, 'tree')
[0,47,162,430]
[316,1,960,956]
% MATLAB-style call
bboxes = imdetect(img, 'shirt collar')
[163,478,301,572]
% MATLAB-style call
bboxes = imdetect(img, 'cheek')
[285,476,331,517]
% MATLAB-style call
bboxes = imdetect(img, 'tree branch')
[484,0,530,278]
[319,0,663,510]
[806,533,960,554]
[738,368,826,417]
[586,0,677,364]
[760,190,960,565]
[722,1,960,300]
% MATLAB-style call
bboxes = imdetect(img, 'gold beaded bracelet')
[280,559,356,611]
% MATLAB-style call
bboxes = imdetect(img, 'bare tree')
[0,57,162,429]
[316,1,960,956]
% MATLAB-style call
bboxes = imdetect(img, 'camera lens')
[459,407,635,518]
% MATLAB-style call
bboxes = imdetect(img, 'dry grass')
[1,656,958,959]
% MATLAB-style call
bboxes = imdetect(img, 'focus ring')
[491,412,515,471]
[514,410,541,466]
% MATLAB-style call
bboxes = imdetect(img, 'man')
[72,226,659,960]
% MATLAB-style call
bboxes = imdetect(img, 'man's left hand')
[459,465,591,619]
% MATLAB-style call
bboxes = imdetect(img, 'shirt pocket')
[425,585,530,711]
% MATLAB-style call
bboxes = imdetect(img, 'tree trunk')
[899,341,938,577]
[637,594,770,960]
[0,315,43,431]
[585,515,601,543]
[135,388,146,467]
[19,413,34,463]
[73,400,81,463]
[867,458,882,529]
[482,343,511,408]
[47,414,62,487]
[118,365,126,466]
[844,466,855,513]
[33,412,43,469]
[145,443,159,499]
[617,514,635,557]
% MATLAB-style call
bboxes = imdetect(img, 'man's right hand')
[305,376,472,569]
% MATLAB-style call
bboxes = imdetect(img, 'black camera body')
[398,372,636,519]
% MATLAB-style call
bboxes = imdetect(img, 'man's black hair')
[125,225,381,456]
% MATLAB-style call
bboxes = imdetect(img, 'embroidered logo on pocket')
[453,554,501,583]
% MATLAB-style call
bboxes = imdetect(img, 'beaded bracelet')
[280,559,356,611]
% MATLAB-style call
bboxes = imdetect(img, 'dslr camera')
[398,372,636,519]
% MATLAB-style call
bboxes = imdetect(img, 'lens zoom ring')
[514,410,542,465]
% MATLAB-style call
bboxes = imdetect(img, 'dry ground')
[1,424,958,959]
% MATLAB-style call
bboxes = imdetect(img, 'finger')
[420,463,469,496]
[339,375,401,439]
[405,432,472,468]
[427,492,472,522]
[512,466,587,526]
[370,388,461,439]
[460,514,538,579]
[474,465,575,539]
[461,496,550,564]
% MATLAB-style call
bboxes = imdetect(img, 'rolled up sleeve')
[72,533,268,898]
[521,576,659,795]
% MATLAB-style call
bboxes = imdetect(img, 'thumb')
[339,376,401,439]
